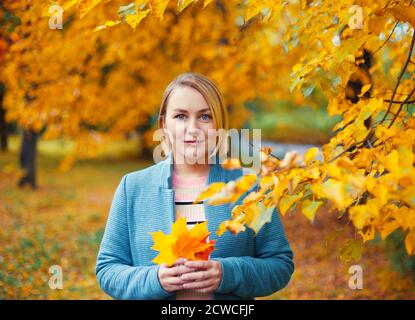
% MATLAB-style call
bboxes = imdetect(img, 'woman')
[95,72,294,300]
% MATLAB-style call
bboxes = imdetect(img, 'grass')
[0,135,152,299]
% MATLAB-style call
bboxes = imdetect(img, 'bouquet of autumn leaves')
[150,216,215,266]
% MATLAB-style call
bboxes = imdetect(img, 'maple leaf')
[150,216,215,266]
[149,0,169,20]
[195,174,258,205]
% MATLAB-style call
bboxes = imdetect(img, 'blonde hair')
[157,72,229,160]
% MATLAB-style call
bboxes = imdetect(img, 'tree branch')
[384,98,415,104]
[369,21,399,58]
[379,31,415,126]
[388,86,415,128]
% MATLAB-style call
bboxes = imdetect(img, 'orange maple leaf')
[150,216,215,266]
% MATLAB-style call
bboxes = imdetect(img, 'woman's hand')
[180,260,222,293]
[158,258,195,293]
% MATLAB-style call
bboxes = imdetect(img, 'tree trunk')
[0,83,7,151]
[135,125,153,159]
[18,129,38,189]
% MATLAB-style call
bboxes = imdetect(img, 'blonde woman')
[95,72,294,300]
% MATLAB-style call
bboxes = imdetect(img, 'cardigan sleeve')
[211,207,294,298]
[95,174,173,300]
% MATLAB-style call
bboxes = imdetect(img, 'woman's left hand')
[180,260,222,293]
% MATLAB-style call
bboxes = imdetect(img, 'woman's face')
[163,86,217,164]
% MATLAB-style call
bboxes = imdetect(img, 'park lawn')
[1,135,415,299]
[0,135,152,299]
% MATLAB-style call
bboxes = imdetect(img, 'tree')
[198,0,415,257]
[18,129,38,189]
[1,0,299,173]
[0,2,20,151]
[0,82,7,151]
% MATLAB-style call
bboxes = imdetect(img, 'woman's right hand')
[158,258,196,292]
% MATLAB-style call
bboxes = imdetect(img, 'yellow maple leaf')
[196,174,257,205]
[301,199,324,222]
[177,0,195,12]
[93,20,121,32]
[149,0,170,20]
[304,147,319,165]
[216,220,246,237]
[405,229,415,255]
[125,9,151,31]
[349,199,380,230]
[195,182,226,202]
[279,191,304,216]
[380,146,414,180]
[358,224,376,243]
[150,217,215,266]
[378,214,399,241]
[319,178,346,210]
[388,5,415,28]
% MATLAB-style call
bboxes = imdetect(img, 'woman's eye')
[174,114,186,120]
[200,114,212,121]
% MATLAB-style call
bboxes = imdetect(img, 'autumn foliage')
[1,0,415,262]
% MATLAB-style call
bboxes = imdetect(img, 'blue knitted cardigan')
[95,153,294,300]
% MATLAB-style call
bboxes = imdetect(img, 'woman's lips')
[184,140,203,146]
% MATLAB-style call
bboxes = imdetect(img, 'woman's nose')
[186,116,199,131]
[185,118,203,137]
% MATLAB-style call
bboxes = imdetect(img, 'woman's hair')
[157,72,229,160]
